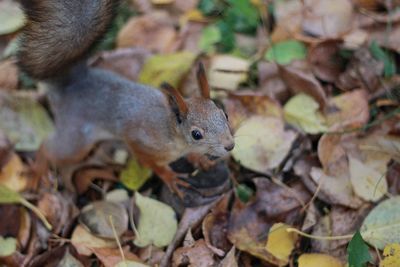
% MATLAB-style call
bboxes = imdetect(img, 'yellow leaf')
[120,158,152,191]
[151,0,174,4]
[0,153,27,192]
[265,223,298,264]
[298,253,343,267]
[138,52,196,88]
[284,93,327,134]
[381,243,400,267]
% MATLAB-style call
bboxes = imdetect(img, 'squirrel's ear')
[196,62,210,99]
[160,82,188,123]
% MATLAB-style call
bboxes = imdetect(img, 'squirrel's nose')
[224,143,235,151]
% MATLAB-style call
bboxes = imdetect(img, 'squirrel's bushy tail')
[18,0,117,80]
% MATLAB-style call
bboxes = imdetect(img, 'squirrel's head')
[161,63,234,159]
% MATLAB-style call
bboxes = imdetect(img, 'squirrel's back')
[18,0,117,80]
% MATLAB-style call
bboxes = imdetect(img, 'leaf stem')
[20,198,52,230]
[286,228,354,240]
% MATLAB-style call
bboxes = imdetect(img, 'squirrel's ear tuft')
[196,62,211,99]
[160,82,188,123]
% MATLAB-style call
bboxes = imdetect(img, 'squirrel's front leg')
[149,164,191,199]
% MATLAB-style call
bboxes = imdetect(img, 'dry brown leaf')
[326,89,370,130]
[0,59,18,91]
[90,48,152,81]
[279,64,328,110]
[172,239,216,267]
[71,225,117,256]
[117,11,178,53]
[310,167,364,208]
[223,90,283,131]
[92,247,142,267]
[258,61,290,102]
[308,40,344,82]
[302,0,353,38]
[228,178,310,265]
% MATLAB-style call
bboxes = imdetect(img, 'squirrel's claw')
[166,176,190,199]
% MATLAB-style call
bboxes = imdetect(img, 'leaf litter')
[0,0,400,266]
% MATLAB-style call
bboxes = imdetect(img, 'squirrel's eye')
[224,112,229,120]
[191,130,203,140]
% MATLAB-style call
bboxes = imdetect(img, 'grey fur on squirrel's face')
[181,98,234,158]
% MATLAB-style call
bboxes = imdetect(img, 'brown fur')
[18,0,117,79]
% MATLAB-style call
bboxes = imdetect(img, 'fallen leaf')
[298,253,343,267]
[120,158,152,191]
[92,247,143,267]
[265,40,307,65]
[58,249,84,267]
[302,0,353,38]
[348,156,388,202]
[0,0,25,35]
[228,178,310,265]
[117,11,178,53]
[223,90,284,130]
[279,64,328,110]
[257,61,290,102]
[232,116,297,173]
[71,225,117,256]
[172,239,215,267]
[90,47,152,82]
[0,236,17,257]
[134,192,178,248]
[199,25,221,53]
[115,261,150,267]
[326,89,369,130]
[310,167,363,208]
[0,153,27,192]
[0,92,54,151]
[361,197,400,249]
[0,59,18,90]
[284,93,328,134]
[219,246,238,267]
[79,201,128,239]
[347,231,371,267]
[208,55,250,90]
[265,223,298,264]
[380,243,400,267]
[308,40,344,82]
[138,52,196,88]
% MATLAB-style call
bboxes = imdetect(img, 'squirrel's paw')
[166,176,191,199]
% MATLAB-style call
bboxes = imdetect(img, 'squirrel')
[17,0,235,197]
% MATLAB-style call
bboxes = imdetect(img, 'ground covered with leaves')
[0,0,400,266]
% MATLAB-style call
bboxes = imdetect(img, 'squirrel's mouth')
[205,154,220,160]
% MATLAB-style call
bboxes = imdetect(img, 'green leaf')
[216,20,236,53]
[120,158,152,191]
[138,52,196,88]
[199,25,221,53]
[225,0,259,34]
[265,40,307,65]
[361,196,400,249]
[134,193,178,248]
[369,40,396,78]
[235,184,253,203]
[0,236,17,257]
[198,0,227,16]
[0,185,22,204]
[347,231,371,267]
